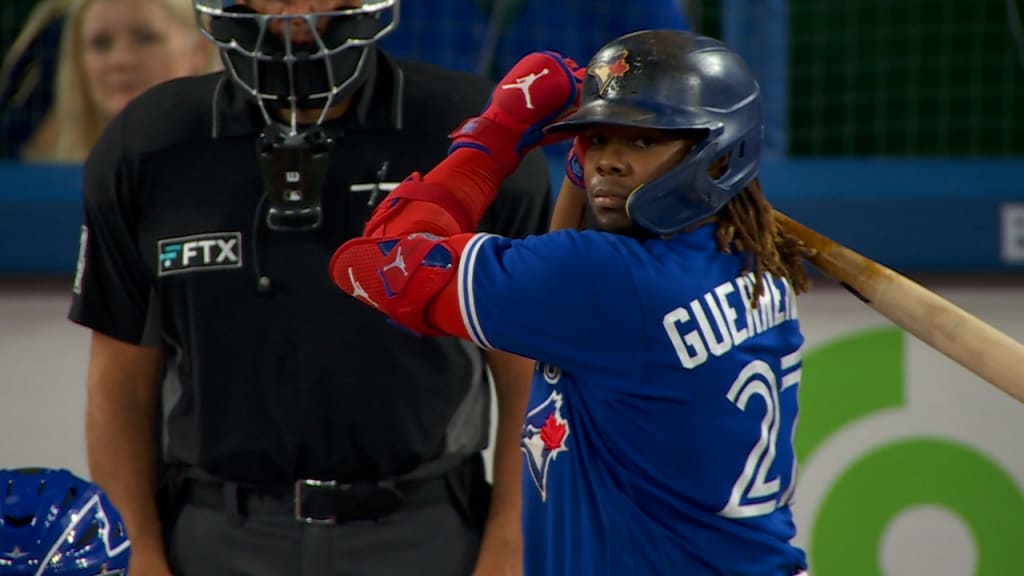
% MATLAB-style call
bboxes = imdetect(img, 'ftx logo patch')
[158,232,242,276]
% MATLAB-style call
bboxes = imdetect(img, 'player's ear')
[707,152,731,180]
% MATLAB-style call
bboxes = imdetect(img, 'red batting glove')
[449,51,586,178]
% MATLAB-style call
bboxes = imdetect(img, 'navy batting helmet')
[0,468,130,575]
[547,30,764,235]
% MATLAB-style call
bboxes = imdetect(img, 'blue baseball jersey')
[456,225,808,575]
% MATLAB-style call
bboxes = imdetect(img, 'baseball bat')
[773,210,1024,403]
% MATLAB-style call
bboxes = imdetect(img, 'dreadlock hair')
[711,159,815,304]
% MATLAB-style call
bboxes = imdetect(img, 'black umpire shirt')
[69,51,551,485]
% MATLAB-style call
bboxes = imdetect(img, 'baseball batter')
[331,30,813,575]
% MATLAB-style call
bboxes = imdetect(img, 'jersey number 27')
[719,354,800,519]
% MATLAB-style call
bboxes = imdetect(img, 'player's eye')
[634,136,657,149]
[587,134,607,147]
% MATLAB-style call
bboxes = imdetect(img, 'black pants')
[161,457,491,576]
[166,494,481,576]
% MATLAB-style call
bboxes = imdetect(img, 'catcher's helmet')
[0,468,130,575]
[193,0,398,133]
[547,30,764,235]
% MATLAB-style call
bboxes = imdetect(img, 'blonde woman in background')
[21,0,218,162]
[0,0,72,157]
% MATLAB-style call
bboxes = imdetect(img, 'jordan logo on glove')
[449,51,586,177]
[501,68,550,110]
[347,267,378,308]
[380,246,409,278]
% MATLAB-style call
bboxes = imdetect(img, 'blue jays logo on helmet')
[587,49,630,96]
[520,391,570,501]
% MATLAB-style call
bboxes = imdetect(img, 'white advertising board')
[792,283,1024,575]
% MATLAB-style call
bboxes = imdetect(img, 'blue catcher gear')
[546,30,764,235]
[0,468,130,575]
[193,0,399,133]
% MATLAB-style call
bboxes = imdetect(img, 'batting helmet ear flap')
[626,134,719,235]
[708,122,763,196]
[626,121,762,236]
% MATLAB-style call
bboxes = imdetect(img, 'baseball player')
[330,30,812,575]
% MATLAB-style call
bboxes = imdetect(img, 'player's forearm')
[359,147,505,242]
[486,396,526,528]
[475,409,526,571]
[421,148,505,231]
[85,336,167,557]
[478,351,532,566]
[488,353,531,505]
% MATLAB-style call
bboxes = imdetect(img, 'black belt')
[180,471,451,525]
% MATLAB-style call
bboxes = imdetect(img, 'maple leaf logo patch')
[588,49,630,96]
[520,391,570,501]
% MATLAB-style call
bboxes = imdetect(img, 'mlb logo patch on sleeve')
[158,232,243,276]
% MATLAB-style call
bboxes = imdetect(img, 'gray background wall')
[1,279,91,475]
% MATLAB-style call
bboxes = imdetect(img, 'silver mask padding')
[193,0,398,134]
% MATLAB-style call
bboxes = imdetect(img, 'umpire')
[70,1,550,575]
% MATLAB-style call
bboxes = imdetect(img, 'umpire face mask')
[195,0,398,133]
[195,1,398,232]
